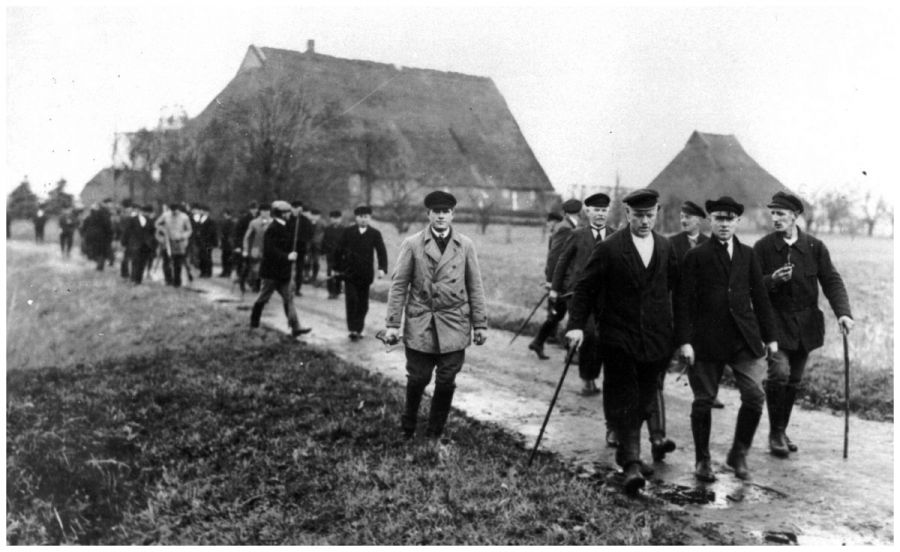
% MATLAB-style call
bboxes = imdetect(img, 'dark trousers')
[120,249,131,278]
[170,254,185,287]
[129,249,154,284]
[601,345,669,468]
[198,246,213,277]
[405,348,466,389]
[251,278,299,330]
[766,349,809,391]
[689,349,766,416]
[344,280,370,333]
[532,297,568,347]
[325,254,342,297]
[306,245,321,281]
[578,314,601,381]
[220,244,234,276]
[60,232,73,257]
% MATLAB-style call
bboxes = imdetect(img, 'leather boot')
[401,383,426,438]
[426,385,456,439]
[765,382,790,458]
[783,385,799,452]
[622,462,645,495]
[648,388,676,462]
[727,406,761,480]
[691,409,716,482]
[250,302,264,328]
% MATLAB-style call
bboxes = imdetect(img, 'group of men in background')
[534,189,853,495]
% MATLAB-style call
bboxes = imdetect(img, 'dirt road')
[181,271,892,546]
[15,240,891,546]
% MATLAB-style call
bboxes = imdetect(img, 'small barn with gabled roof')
[186,41,556,217]
[648,131,796,231]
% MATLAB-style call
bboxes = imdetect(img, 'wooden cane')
[528,346,577,467]
[843,331,850,459]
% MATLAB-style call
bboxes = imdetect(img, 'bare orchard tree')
[818,189,853,233]
[216,78,340,203]
[469,188,496,234]
[858,190,889,237]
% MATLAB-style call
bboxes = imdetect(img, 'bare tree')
[818,190,853,233]
[859,190,889,237]
[469,188,496,234]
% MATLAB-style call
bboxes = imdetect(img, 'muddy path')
[13,241,892,545]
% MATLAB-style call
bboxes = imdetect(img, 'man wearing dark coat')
[753,191,854,458]
[321,210,345,299]
[218,209,236,277]
[676,196,778,482]
[528,198,582,359]
[334,205,388,340]
[566,189,680,495]
[288,200,314,296]
[121,204,158,284]
[192,204,217,278]
[669,200,710,261]
[118,199,136,278]
[58,208,79,258]
[249,201,311,337]
[82,199,115,271]
[32,207,47,243]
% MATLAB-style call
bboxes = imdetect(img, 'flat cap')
[705,196,744,216]
[141,204,154,212]
[329,210,342,218]
[584,193,611,208]
[354,205,373,216]
[622,188,659,209]
[767,191,804,214]
[424,190,457,210]
[562,198,583,214]
[271,200,292,212]
[547,212,563,222]
[681,200,706,218]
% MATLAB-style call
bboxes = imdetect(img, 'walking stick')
[843,331,850,459]
[509,290,550,345]
[528,346,577,467]
[290,213,301,291]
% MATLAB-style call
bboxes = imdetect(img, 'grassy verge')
[6,244,693,545]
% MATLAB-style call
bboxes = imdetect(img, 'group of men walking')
[50,187,855,496]
[533,188,853,494]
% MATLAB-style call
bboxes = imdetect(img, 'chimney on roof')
[307,39,315,54]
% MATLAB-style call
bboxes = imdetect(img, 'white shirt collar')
[783,231,798,246]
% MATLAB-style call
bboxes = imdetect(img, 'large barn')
[185,41,556,217]
[648,131,796,232]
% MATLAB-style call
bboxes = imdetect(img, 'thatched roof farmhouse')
[186,41,556,216]
[648,131,796,231]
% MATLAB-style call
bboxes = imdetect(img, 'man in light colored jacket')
[155,203,193,287]
[242,204,272,293]
[384,191,488,441]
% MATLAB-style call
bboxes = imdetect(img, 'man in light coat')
[384,191,488,441]
[155,203,193,288]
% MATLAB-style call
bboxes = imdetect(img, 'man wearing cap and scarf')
[334,205,388,340]
[249,200,312,337]
[385,190,488,441]
[528,198,583,359]
[566,188,680,494]
[753,191,853,458]
[676,196,777,482]
[321,210,346,299]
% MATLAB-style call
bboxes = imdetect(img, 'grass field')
[6,244,694,545]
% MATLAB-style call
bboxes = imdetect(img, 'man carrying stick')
[249,201,312,337]
[753,192,854,458]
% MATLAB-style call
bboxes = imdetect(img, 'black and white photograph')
[4,1,896,545]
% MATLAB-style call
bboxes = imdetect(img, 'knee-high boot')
[648,386,676,461]
[401,383,426,438]
[783,384,799,452]
[250,301,264,328]
[727,406,761,480]
[426,385,456,438]
[691,408,716,481]
[765,381,789,457]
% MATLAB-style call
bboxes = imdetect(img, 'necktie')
[592,227,603,242]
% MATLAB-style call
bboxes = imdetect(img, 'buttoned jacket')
[670,231,709,261]
[386,228,487,354]
[544,216,578,282]
[568,228,679,362]
[551,226,602,293]
[675,235,777,361]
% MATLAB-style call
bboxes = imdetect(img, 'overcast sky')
[5,2,899,204]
